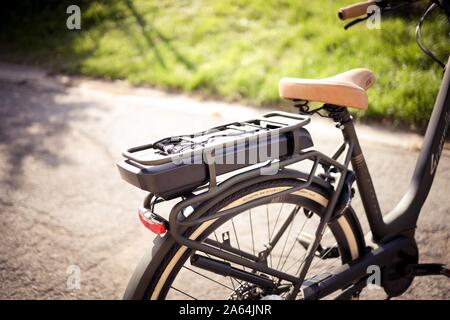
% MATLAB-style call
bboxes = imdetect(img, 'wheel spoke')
[231,219,241,251]
[295,251,309,277]
[249,209,255,256]
[280,216,309,271]
[270,203,284,237]
[183,265,234,291]
[230,219,247,271]
[229,277,236,290]
[170,286,197,300]
[284,253,308,274]
[266,205,273,269]
[310,241,337,269]
[276,215,296,270]
[311,254,342,277]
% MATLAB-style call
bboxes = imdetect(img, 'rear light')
[138,207,168,236]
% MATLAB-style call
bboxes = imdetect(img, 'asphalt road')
[0,63,448,299]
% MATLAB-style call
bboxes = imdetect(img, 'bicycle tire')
[124,178,366,300]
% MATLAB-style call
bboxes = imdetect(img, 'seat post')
[336,108,386,242]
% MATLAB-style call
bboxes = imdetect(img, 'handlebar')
[338,1,378,20]
[338,0,448,68]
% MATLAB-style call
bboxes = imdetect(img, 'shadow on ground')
[0,79,96,187]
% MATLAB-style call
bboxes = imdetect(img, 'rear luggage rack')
[118,110,358,287]
[117,111,313,199]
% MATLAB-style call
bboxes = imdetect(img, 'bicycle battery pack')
[117,112,313,200]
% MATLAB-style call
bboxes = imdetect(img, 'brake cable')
[416,1,446,69]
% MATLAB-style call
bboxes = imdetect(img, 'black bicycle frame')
[159,58,449,296]
[344,56,450,243]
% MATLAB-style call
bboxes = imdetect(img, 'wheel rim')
[148,182,360,300]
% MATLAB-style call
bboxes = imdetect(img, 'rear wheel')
[136,179,365,300]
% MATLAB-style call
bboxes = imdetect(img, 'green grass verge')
[1,0,449,130]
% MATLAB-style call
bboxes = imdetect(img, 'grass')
[1,0,449,130]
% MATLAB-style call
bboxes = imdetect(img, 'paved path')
[0,63,448,299]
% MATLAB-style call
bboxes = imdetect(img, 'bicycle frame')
[345,56,450,243]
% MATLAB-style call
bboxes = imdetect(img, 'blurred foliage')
[0,0,448,130]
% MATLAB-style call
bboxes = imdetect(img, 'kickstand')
[405,263,450,278]
[440,265,450,277]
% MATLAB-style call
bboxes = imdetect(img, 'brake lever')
[344,1,411,30]
[344,12,375,29]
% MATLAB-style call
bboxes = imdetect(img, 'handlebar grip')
[338,1,377,20]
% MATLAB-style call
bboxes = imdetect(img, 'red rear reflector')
[138,207,167,236]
